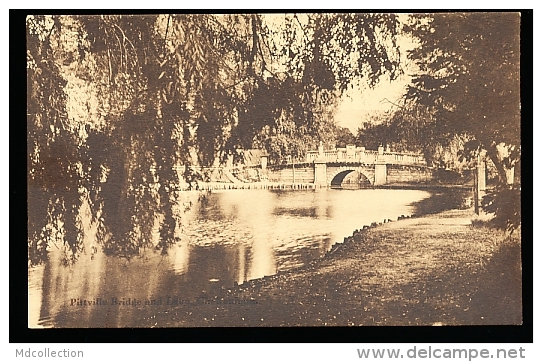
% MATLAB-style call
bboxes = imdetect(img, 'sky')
[334,73,412,133]
[334,18,418,133]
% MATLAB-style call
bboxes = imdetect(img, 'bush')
[481,183,521,233]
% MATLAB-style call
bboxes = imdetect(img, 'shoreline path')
[153,209,522,327]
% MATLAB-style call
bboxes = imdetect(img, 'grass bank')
[154,208,521,327]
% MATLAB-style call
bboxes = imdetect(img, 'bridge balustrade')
[305,147,425,166]
[380,152,425,165]
[305,151,319,162]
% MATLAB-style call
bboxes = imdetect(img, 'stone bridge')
[172,144,434,188]
[265,144,433,186]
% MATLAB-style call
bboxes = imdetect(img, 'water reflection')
[218,190,277,280]
[29,188,437,328]
[171,240,190,275]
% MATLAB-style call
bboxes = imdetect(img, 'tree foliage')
[405,13,520,179]
[27,16,86,264]
[27,13,402,264]
[355,105,475,172]
[335,126,356,148]
[404,12,521,230]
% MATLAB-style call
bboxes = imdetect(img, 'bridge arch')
[328,168,373,187]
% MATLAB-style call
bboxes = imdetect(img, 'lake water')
[28,188,436,328]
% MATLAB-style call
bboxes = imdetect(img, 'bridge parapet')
[305,146,426,166]
[379,152,426,165]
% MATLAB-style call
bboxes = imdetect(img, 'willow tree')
[233,13,402,162]
[27,16,86,264]
[27,13,402,264]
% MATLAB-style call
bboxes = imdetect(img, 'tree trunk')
[485,144,509,185]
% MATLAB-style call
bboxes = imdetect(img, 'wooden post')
[292,159,295,184]
[474,152,486,215]
[474,166,480,215]
[506,167,515,185]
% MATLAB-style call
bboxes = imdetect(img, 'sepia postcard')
[27,12,522,329]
